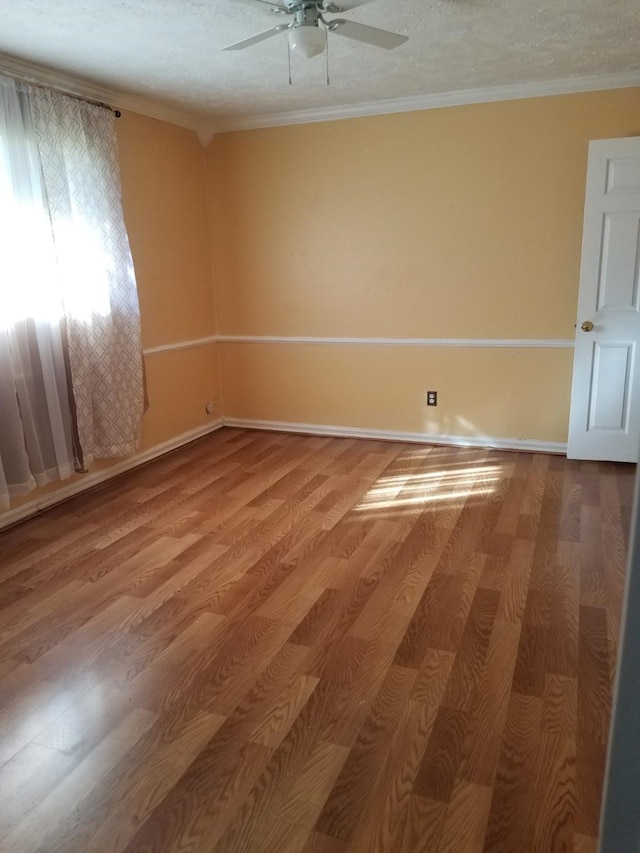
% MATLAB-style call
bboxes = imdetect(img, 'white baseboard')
[223,417,568,455]
[0,418,224,532]
[0,414,566,532]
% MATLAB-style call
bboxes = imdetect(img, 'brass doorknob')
[581,321,594,332]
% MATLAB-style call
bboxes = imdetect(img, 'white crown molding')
[0,52,204,131]
[143,335,219,356]
[210,70,640,134]
[0,418,224,532]
[1,52,637,140]
[198,126,218,147]
[223,417,567,455]
[217,335,575,348]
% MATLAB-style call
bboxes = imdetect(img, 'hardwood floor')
[0,428,633,852]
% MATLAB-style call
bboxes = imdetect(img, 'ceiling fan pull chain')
[287,35,293,85]
[325,24,330,86]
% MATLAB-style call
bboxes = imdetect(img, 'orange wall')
[117,112,221,449]
[220,344,573,444]
[207,88,640,443]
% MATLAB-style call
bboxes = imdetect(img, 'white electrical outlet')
[205,401,214,414]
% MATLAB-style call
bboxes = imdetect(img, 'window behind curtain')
[0,77,144,510]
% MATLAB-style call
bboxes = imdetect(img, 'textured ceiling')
[0,0,638,126]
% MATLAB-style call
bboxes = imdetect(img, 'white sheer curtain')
[0,76,144,511]
[0,79,76,510]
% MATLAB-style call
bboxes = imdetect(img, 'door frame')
[600,457,640,851]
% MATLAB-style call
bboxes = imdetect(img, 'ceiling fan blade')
[222,24,290,50]
[226,0,289,12]
[322,1,374,10]
[329,19,408,49]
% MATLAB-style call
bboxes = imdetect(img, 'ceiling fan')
[222,0,408,60]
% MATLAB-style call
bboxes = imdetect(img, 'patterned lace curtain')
[27,85,144,469]
[0,77,143,509]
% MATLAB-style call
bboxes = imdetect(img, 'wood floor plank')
[573,833,599,853]
[512,622,548,697]
[314,636,393,748]
[346,698,439,853]
[3,708,156,853]
[302,831,349,853]
[0,428,633,853]
[530,732,576,853]
[314,664,417,842]
[47,709,226,853]
[437,779,493,853]
[440,587,500,712]
[120,736,273,852]
[542,674,578,740]
[0,742,78,836]
[240,819,310,853]
[580,507,606,608]
[32,682,145,758]
[413,704,469,802]
[399,794,448,853]
[276,740,351,830]
[575,739,607,838]
[411,648,456,706]
[495,538,535,623]
[0,679,88,765]
[249,672,320,749]
[209,676,348,852]
[462,619,522,788]
[482,692,544,853]
[577,605,611,747]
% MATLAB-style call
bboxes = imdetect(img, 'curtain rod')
[33,81,121,117]
[4,71,121,117]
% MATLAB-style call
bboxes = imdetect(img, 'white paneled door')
[568,137,640,462]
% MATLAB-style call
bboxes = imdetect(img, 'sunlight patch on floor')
[354,463,503,512]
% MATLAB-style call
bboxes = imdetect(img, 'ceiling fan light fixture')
[288,25,326,59]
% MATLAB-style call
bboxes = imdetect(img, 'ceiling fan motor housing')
[296,9,319,25]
